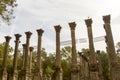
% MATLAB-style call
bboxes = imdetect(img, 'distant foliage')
[0,0,17,25]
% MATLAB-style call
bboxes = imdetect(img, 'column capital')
[69,22,76,30]
[54,25,61,32]
[22,44,26,47]
[36,29,44,36]
[5,36,11,42]
[25,31,32,38]
[15,34,22,40]
[29,47,34,52]
[103,15,110,24]
[85,18,92,27]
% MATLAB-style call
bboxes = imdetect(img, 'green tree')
[61,46,72,80]
[100,51,110,80]
[0,0,17,25]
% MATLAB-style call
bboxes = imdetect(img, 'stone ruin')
[0,15,120,80]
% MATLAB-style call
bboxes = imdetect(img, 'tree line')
[1,42,120,80]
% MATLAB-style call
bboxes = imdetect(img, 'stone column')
[12,34,21,80]
[22,44,26,70]
[33,29,44,80]
[78,52,84,80]
[28,47,34,80]
[23,31,32,80]
[69,22,79,80]
[96,50,104,80]
[19,44,26,80]
[78,52,89,80]
[54,25,62,80]
[85,18,99,80]
[103,15,120,80]
[0,36,11,80]
[29,47,34,74]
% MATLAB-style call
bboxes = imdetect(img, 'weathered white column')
[22,44,26,70]
[19,44,26,80]
[28,47,34,80]
[96,50,104,80]
[69,22,79,80]
[11,34,21,80]
[0,36,11,80]
[54,25,62,80]
[85,18,99,80]
[78,52,89,80]
[23,31,32,80]
[103,15,120,80]
[78,52,84,80]
[33,29,44,80]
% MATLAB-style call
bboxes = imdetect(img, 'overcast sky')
[0,0,120,53]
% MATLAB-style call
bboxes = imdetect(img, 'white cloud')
[0,0,120,53]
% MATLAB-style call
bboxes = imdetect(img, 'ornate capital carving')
[15,34,21,41]
[103,15,110,24]
[85,18,92,27]
[69,22,76,30]
[5,36,11,42]
[36,29,44,36]
[54,25,61,32]
[22,44,26,48]
[29,47,34,52]
[25,31,32,38]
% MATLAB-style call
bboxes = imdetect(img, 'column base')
[111,61,120,80]
[71,65,79,80]
[89,63,99,80]
[9,71,18,80]
[21,70,30,80]
[55,66,62,80]
[0,69,7,80]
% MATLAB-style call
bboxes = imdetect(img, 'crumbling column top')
[25,31,32,38]
[36,29,44,36]
[103,15,110,24]
[85,18,92,27]
[15,34,22,40]
[54,25,61,32]
[5,36,11,42]
[69,22,76,30]
[29,47,34,52]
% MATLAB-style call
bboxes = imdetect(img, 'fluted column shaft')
[34,29,44,80]
[2,36,11,70]
[22,44,26,70]
[24,31,32,80]
[54,25,62,80]
[85,19,96,64]
[13,34,21,72]
[85,19,99,80]
[103,15,120,80]
[29,47,34,74]
[103,15,116,62]
[69,22,79,80]
[12,34,21,80]
[1,36,11,80]
[96,50,104,80]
